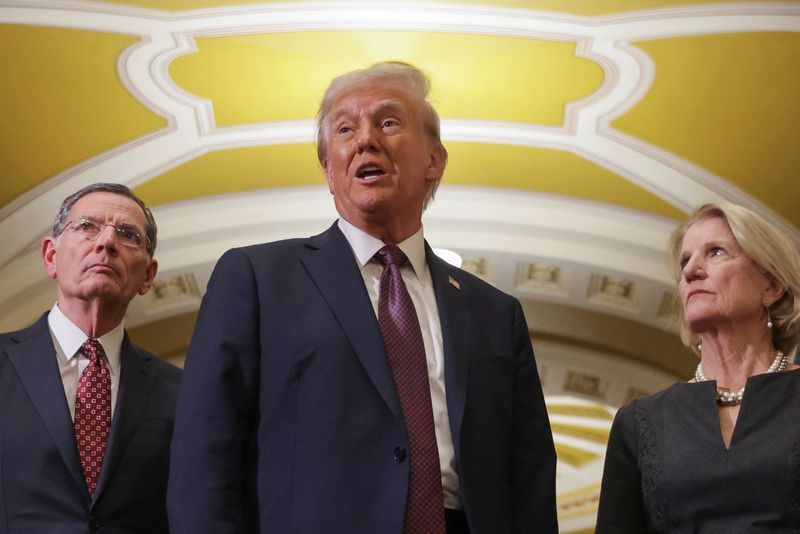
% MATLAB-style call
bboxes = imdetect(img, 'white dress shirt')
[337,218,461,510]
[47,303,123,420]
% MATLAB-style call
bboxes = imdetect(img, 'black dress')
[596,368,800,533]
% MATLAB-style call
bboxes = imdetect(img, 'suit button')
[394,446,407,462]
[89,515,101,529]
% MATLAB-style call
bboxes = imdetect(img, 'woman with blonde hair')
[596,202,800,532]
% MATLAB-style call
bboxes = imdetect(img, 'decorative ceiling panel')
[0,24,165,205]
[613,31,800,226]
[444,142,685,219]
[134,142,323,205]
[171,31,603,126]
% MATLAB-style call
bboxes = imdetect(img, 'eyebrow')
[328,99,409,125]
[75,214,143,230]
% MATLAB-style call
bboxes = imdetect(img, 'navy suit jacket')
[0,313,182,534]
[168,223,557,533]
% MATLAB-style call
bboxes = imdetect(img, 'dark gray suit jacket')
[0,313,182,533]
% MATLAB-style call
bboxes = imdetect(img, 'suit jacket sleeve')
[595,401,646,533]
[168,248,261,534]
[509,300,559,532]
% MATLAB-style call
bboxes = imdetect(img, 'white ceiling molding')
[0,187,679,333]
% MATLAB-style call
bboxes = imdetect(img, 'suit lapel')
[93,335,154,501]
[426,244,471,454]
[5,314,88,496]
[301,224,402,419]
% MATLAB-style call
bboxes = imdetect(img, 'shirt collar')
[48,303,123,376]
[337,218,428,282]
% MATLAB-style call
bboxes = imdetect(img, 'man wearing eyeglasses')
[0,182,181,533]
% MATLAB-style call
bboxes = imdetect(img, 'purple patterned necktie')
[74,338,111,496]
[376,246,446,533]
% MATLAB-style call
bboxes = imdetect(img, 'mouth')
[355,163,387,181]
[686,290,710,301]
[87,263,116,275]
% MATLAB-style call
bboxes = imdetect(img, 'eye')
[116,225,144,246]
[381,118,399,129]
[710,246,725,257]
[337,125,352,135]
[75,219,99,233]
[117,226,138,241]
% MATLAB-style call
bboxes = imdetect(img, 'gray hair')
[315,61,447,208]
[667,202,800,354]
[52,182,157,257]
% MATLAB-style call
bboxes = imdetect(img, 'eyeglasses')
[63,218,149,250]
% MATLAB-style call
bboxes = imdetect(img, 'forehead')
[71,192,146,224]
[682,216,736,248]
[329,81,418,119]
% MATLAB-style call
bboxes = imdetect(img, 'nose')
[356,125,379,153]
[94,224,119,253]
[682,254,705,282]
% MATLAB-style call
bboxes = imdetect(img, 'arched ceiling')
[2,0,798,376]
[2,1,799,530]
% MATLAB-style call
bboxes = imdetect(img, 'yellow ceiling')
[0,24,165,205]
[135,143,323,205]
[1,1,798,229]
[613,32,800,224]
[171,31,602,125]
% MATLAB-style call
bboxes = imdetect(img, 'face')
[41,192,158,308]
[322,80,446,234]
[678,216,782,334]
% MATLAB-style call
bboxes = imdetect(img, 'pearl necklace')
[694,351,787,406]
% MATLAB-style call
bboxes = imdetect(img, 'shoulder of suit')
[446,263,518,302]
[0,314,50,348]
[223,232,327,262]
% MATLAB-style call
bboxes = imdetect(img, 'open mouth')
[355,164,386,180]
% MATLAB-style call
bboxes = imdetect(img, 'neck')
[698,330,776,390]
[57,297,125,339]
[345,215,422,246]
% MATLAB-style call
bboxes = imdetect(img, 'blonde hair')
[667,202,800,354]
[315,61,446,208]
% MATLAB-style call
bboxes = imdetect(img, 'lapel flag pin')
[448,276,461,290]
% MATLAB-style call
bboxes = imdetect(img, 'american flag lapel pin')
[448,275,461,290]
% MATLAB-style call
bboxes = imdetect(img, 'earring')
[696,340,702,352]
[767,307,773,329]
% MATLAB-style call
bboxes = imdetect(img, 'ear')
[41,237,58,280]
[763,273,786,308]
[138,258,159,296]
[425,143,447,183]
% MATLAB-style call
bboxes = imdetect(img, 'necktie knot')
[80,338,105,365]
[376,245,408,268]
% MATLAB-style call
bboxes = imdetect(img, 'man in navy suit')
[168,62,557,533]
[0,183,182,533]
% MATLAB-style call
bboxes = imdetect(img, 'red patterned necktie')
[74,338,111,496]
[376,246,446,533]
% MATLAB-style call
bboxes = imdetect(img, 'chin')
[685,315,723,334]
